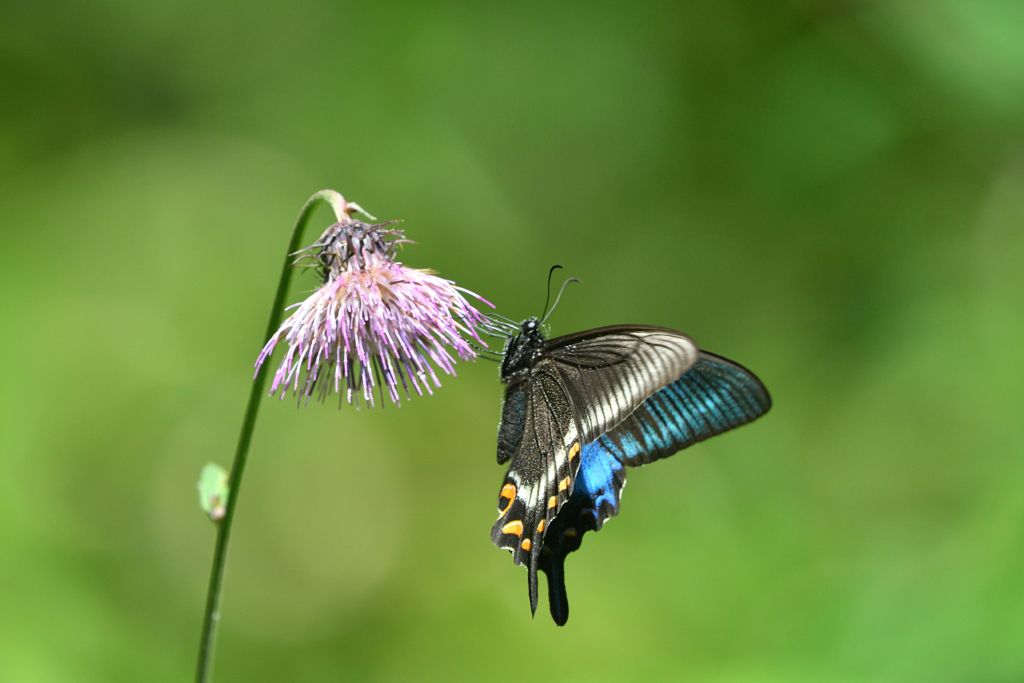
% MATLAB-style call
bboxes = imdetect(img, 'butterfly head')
[498,316,547,381]
[521,316,542,336]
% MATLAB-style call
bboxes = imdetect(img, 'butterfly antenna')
[540,277,580,325]
[488,314,521,327]
[467,341,502,362]
[483,318,519,336]
[539,265,564,322]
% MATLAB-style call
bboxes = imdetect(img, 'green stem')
[195,190,350,683]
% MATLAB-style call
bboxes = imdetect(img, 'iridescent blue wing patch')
[598,351,772,466]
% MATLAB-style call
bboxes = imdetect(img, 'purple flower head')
[255,201,491,407]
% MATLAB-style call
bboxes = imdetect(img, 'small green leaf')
[198,463,229,522]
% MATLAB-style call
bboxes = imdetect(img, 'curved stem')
[195,190,345,683]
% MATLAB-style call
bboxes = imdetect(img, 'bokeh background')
[3,1,1024,681]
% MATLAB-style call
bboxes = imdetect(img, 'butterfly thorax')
[499,317,547,383]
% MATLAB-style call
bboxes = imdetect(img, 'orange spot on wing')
[502,520,524,537]
[537,519,546,533]
[563,528,577,540]
[521,538,531,551]
[569,442,580,458]
[558,476,570,492]
[497,483,516,517]
[548,496,558,509]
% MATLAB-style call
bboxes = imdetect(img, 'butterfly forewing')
[543,326,700,444]
[598,351,772,466]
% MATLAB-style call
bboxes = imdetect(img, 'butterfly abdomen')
[496,384,528,465]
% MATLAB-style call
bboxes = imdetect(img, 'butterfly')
[483,311,771,625]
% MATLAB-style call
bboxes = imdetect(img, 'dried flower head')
[255,200,490,407]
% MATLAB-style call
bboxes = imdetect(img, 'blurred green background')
[2,1,1024,681]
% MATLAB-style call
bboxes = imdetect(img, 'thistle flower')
[255,200,490,407]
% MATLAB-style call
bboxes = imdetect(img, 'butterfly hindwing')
[537,439,626,625]
[492,360,583,614]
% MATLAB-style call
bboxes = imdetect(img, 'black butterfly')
[484,311,771,625]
